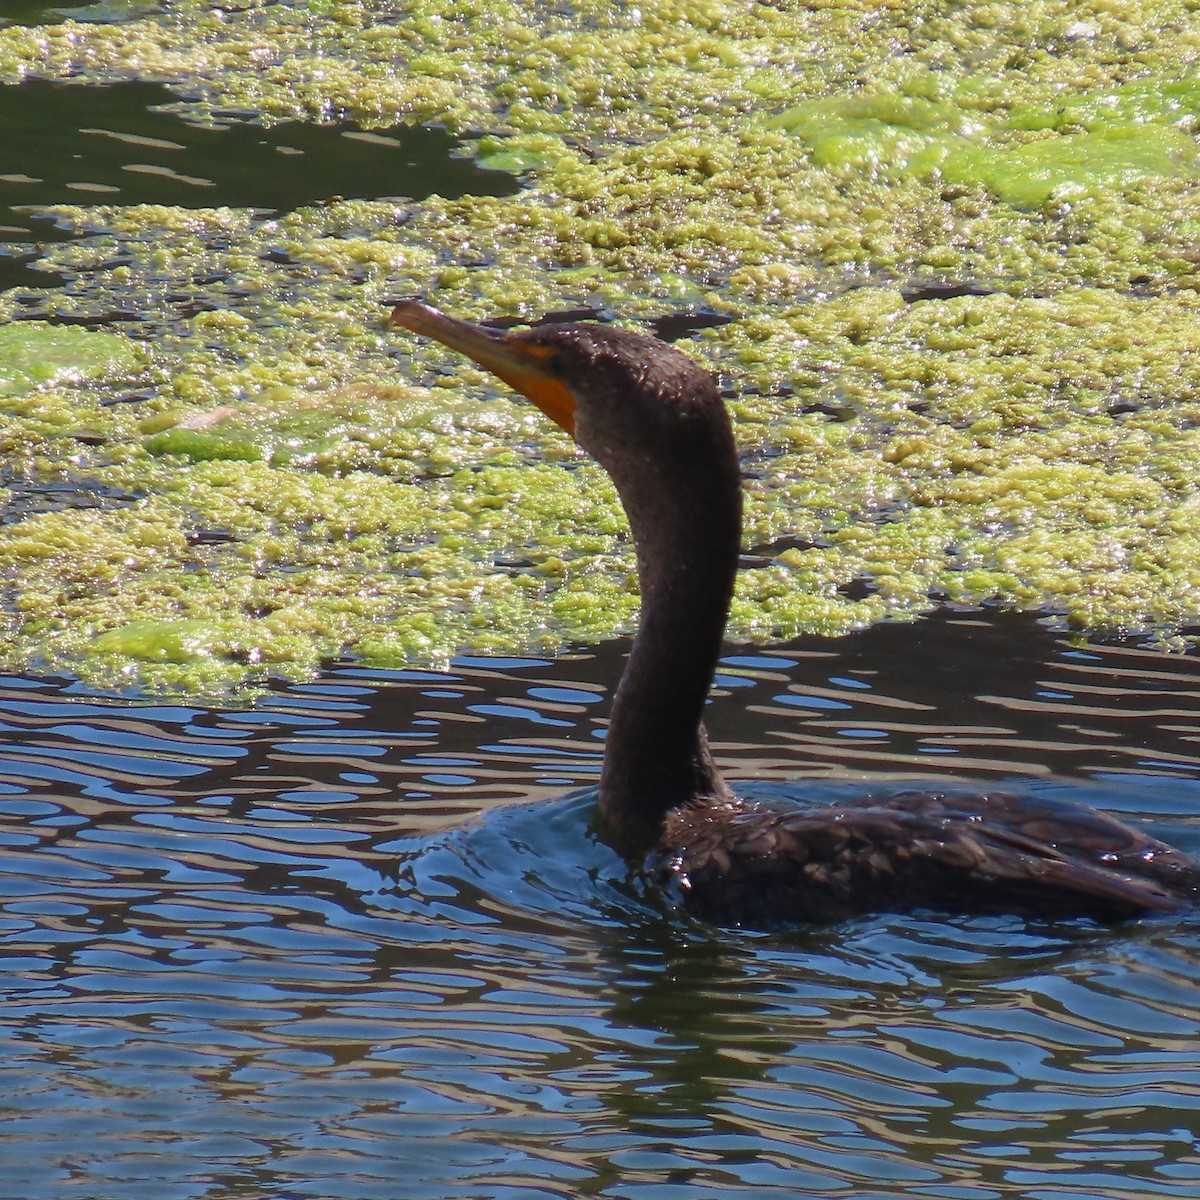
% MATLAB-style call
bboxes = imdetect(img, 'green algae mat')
[2,0,1200,691]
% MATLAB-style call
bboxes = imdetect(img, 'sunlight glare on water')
[1,611,1199,1198]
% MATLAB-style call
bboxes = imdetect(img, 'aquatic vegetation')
[1,1,1199,689]
[0,323,140,396]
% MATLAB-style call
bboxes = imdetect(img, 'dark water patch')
[899,279,999,303]
[0,1,87,24]
[740,534,831,569]
[647,309,739,342]
[466,305,739,343]
[0,477,143,524]
[1,610,1199,1197]
[0,215,71,294]
[1,2,162,24]
[481,304,610,330]
[0,78,517,290]
[836,574,877,600]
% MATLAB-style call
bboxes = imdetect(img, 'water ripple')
[0,613,1199,1197]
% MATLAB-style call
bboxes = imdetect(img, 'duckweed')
[0,1,1199,690]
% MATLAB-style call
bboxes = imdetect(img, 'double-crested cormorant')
[390,301,1200,924]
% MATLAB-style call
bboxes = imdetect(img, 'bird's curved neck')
[596,428,742,853]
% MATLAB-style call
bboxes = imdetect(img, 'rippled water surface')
[2,611,1199,1198]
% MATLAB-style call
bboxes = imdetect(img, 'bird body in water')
[390,301,1200,924]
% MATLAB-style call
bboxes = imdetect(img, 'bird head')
[388,301,726,472]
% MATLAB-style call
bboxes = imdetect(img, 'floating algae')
[0,323,139,396]
[941,124,1200,208]
[1,1,1199,690]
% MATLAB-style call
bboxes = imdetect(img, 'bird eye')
[545,353,568,376]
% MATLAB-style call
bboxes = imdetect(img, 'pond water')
[0,78,515,291]
[2,29,1199,1199]
[0,1,94,24]
[1,609,1199,1198]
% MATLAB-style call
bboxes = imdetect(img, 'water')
[0,1,90,24]
[2,37,1198,1200]
[0,79,516,290]
[1,610,1198,1198]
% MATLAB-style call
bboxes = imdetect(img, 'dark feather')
[661,790,1199,925]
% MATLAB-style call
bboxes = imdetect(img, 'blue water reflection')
[0,611,1199,1198]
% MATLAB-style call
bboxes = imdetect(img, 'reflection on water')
[1,610,1199,1198]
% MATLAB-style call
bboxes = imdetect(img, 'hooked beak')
[389,301,577,438]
